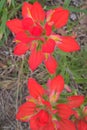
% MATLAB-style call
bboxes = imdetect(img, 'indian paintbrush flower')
[16,75,84,130]
[6,1,80,74]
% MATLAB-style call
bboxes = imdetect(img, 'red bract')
[50,34,80,52]
[16,76,77,130]
[22,2,45,22]
[6,1,80,74]
[6,19,24,34]
[14,42,29,55]
[22,2,32,18]
[57,104,74,119]
[28,48,57,74]
[67,95,84,108]
[16,101,36,122]
[76,120,87,130]
[42,39,56,53]
[30,110,55,130]
[59,119,76,130]
[57,36,80,52]
[44,55,57,74]
[50,7,69,28]
[50,75,64,94]
[28,49,44,71]
[28,78,45,99]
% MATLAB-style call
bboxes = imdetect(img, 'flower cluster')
[16,76,85,130]
[6,1,80,74]
[6,1,86,130]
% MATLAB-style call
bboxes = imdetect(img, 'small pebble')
[72,0,82,6]
[70,13,78,21]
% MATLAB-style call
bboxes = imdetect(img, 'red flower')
[16,76,76,130]
[6,1,80,74]
[16,77,54,129]
[7,20,57,74]
[6,2,58,74]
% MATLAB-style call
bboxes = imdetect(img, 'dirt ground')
[0,0,87,130]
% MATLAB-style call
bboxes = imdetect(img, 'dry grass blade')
[0,80,16,89]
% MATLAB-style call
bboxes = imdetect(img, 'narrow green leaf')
[11,0,16,7]
[1,9,8,33]
[63,0,71,8]
[0,8,8,43]
[68,6,87,14]
[75,78,87,83]
[0,0,6,12]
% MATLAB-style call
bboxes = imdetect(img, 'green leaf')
[1,8,8,33]
[75,78,87,83]
[11,0,16,7]
[0,8,8,43]
[0,0,6,12]
[0,33,3,40]
[68,6,87,14]
[63,0,71,8]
